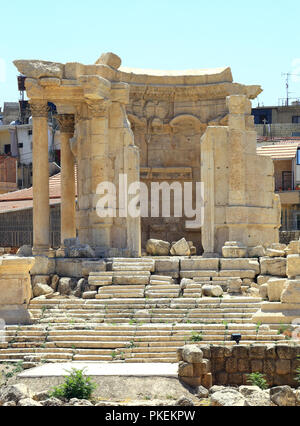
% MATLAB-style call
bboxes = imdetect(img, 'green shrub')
[190,332,203,342]
[295,356,300,385]
[50,368,96,401]
[247,372,268,390]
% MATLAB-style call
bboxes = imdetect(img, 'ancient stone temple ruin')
[0,53,299,375]
[13,52,280,256]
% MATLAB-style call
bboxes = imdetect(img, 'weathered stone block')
[228,279,242,294]
[146,239,170,256]
[154,258,179,278]
[215,372,228,386]
[260,257,287,277]
[257,275,271,285]
[33,283,53,298]
[222,242,247,258]
[276,345,296,360]
[227,373,243,386]
[202,373,213,389]
[202,284,223,297]
[287,255,300,278]
[263,359,276,375]
[180,258,219,271]
[170,238,191,256]
[30,256,55,275]
[232,345,249,359]
[237,359,250,373]
[281,279,300,304]
[259,283,268,299]
[226,358,238,374]
[248,246,266,258]
[220,258,260,274]
[193,360,211,376]
[182,345,203,363]
[178,362,194,378]
[267,278,287,302]
[249,345,266,359]
[276,360,291,376]
[179,377,202,388]
[251,360,263,373]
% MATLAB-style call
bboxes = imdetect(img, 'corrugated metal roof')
[257,142,300,159]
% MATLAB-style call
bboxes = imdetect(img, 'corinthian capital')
[30,101,49,118]
[86,100,111,118]
[56,114,75,134]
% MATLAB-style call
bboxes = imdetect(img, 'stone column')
[30,101,50,255]
[56,114,76,245]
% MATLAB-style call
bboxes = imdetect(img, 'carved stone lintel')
[56,114,75,134]
[30,101,49,118]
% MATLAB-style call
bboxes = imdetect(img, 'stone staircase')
[0,256,290,364]
[0,296,287,364]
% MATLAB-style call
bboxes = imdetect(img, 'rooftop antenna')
[281,73,300,106]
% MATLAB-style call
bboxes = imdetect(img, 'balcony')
[276,189,300,205]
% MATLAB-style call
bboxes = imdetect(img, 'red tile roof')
[0,172,77,213]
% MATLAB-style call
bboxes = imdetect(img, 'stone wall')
[178,343,300,388]
[201,96,281,255]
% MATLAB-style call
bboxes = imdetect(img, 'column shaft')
[61,132,76,243]
[57,114,76,245]
[31,102,50,253]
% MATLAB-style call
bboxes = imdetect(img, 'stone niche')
[124,66,263,251]
[0,256,35,325]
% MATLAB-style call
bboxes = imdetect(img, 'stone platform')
[17,363,192,401]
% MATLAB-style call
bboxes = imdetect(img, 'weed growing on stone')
[247,372,268,390]
[50,368,96,401]
[190,332,203,342]
[1,361,24,385]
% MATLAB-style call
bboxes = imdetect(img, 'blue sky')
[1,0,300,107]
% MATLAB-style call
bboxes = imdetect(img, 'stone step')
[180,271,218,279]
[46,341,131,349]
[112,264,154,273]
[72,355,117,361]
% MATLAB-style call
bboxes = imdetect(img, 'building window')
[282,171,293,191]
[297,149,300,165]
[294,212,300,231]
[28,129,32,136]
[292,116,300,124]
[4,144,11,154]
[18,143,23,149]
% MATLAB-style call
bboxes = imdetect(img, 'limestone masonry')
[0,53,298,390]
[13,52,280,256]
